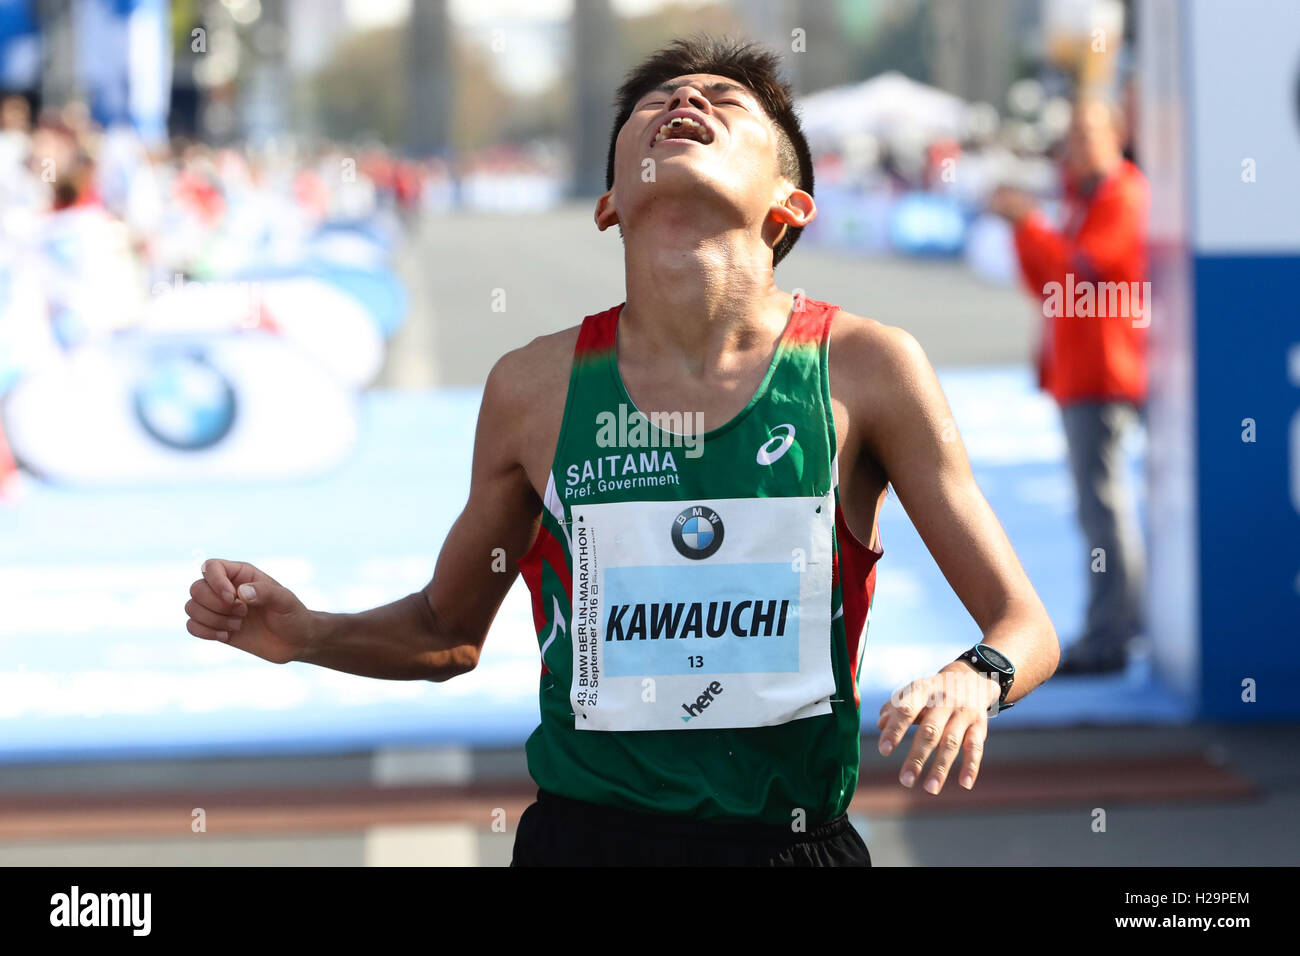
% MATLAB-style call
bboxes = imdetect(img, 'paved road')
[382,203,1039,388]
[2,724,1295,866]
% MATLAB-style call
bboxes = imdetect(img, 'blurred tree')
[307,24,547,154]
[855,0,930,85]
[171,0,203,53]
[451,41,520,153]
[308,26,408,145]
[615,1,744,66]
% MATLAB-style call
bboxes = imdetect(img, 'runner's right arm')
[184,347,545,681]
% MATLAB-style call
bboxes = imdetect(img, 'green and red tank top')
[517,297,882,826]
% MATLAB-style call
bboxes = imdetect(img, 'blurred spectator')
[990,95,1149,676]
[0,94,32,168]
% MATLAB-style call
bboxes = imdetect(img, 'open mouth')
[652,116,714,147]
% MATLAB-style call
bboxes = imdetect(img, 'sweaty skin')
[187,73,1059,798]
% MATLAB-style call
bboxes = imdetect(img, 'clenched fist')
[185,559,313,665]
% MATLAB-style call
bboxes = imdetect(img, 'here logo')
[680,680,724,721]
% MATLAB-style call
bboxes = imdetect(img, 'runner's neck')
[619,204,788,368]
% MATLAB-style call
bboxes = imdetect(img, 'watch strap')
[955,644,1015,716]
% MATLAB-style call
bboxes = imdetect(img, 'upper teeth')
[654,116,707,144]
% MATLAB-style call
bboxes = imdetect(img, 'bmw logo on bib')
[671,505,724,560]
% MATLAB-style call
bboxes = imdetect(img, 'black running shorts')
[510,788,872,867]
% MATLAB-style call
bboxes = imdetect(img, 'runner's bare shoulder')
[828,310,933,393]
[486,326,580,412]
[824,308,949,466]
[482,325,583,476]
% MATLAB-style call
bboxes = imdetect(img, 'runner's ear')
[595,191,620,231]
[769,188,816,229]
[764,189,815,253]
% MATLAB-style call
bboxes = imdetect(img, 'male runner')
[184,36,1060,867]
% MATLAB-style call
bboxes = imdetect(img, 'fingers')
[920,713,970,795]
[189,560,253,646]
[186,616,229,644]
[878,675,992,794]
[235,579,288,612]
[898,704,951,790]
[877,680,928,757]
[200,559,246,605]
[889,697,987,790]
[185,598,243,635]
[189,576,247,616]
[958,719,988,790]
[201,559,237,604]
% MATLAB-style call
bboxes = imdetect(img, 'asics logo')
[756,424,796,465]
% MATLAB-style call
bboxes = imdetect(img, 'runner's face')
[606,73,790,225]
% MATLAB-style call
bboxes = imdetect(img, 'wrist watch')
[955,643,1016,717]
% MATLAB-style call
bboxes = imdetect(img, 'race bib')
[569,494,835,731]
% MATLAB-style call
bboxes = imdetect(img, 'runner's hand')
[185,559,313,665]
[876,664,1001,794]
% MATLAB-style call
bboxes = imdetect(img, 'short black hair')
[604,35,814,268]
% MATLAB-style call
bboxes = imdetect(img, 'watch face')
[979,645,1012,672]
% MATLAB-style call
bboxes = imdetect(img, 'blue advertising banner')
[0,0,39,89]
[76,0,171,144]
[1142,0,1300,720]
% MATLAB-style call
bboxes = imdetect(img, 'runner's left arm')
[851,322,1060,793]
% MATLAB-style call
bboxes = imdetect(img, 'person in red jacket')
[990,95,1148,675]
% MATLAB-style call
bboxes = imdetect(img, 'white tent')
[796,72,969,152]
